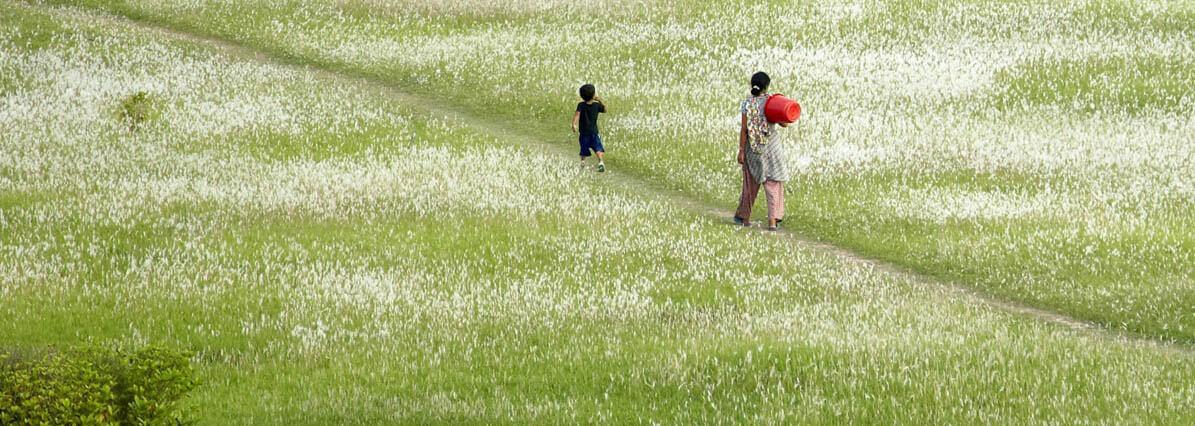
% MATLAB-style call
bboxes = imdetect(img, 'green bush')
[118,91,158,131]
[0,345,198,425]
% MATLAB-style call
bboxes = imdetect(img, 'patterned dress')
[740,94,789,183]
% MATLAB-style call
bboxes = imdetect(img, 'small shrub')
[118,91,158,131]
[0,345,199,425]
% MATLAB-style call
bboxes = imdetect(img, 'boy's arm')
[595,96,606,113]
[572,111,580,133]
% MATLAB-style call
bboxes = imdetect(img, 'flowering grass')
[45,0,1195,342]
[2,1,1194,424]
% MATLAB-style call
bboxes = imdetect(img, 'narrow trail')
[41,3,1194,357]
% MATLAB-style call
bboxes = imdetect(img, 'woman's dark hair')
[579,84,596,101]
[750,72,770,96]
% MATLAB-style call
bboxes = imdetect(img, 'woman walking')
[734,71,789,231]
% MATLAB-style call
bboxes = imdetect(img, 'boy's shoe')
[597,163,606,173]
[733,216,748,226]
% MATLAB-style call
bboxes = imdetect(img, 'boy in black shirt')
[571,84,607,172]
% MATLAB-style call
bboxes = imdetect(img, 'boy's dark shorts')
[579,133,605,157]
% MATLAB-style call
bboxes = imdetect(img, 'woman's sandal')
[733,216,751,227]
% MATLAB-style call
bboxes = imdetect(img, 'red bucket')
[764,94,801,123]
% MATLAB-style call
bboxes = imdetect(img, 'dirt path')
[36,3,1194,357]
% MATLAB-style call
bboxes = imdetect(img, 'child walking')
[572,83,607,172]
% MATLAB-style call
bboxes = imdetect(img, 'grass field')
[2,0,1194,423]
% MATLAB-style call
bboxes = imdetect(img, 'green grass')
[4,1,1195,423]
[997,54,1195,114]
[21,0,1195,342]
[1070,0,1195,36]
[783,166,1195,335]
[0,69,19,96]
[0,4,61,50]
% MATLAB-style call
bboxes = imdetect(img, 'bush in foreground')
[0,345,198,425]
